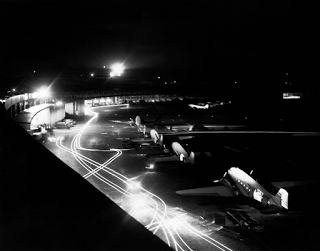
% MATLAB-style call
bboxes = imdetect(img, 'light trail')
[55,105,235,251]
[56,137,130,196]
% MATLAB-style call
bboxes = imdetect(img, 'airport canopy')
[14,104,53,124]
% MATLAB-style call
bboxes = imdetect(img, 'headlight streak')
[56,132,163,232]
[55,107,234,251]
[70,141,133,197]
[168,212,234,251]
[61,118,165,230]
[82,109,168,232]
[148,209,234,251]
[128,200,184,251]
[56,137,130,196]
[161,212,193,251]
[145,206,188,251]
[82,148,122,179]
[59,135,164,243]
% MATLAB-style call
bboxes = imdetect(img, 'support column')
[73,101,76,116]
[8,106,14,118]
[76,100,85,117]
[12,103,18,117]
[21,101,25,111]
[25,100,30,109]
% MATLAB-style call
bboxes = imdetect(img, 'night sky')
[0,0,317,87]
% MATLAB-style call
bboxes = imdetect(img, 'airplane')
[150,129,164,146]
[108,117,135,126]
[145,141,195,170]
[207,101,222,108]
[121,137,154,147]
[188,103,209,109]
[118,126,165,150]
[176,167,294,214]
[171,142,195,164]
[149,127,211,154]
[150,128,198,151]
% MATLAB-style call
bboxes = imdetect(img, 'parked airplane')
[171,142,195,164]
[149,128,209,159]
[207,101,222,108]
[150,129,163,146]
[109,118,135,126]
[176,167,293,214]
[122,137,154,148]
[145,141,195,170]
[188,103,209,109]
[150,128,196,144]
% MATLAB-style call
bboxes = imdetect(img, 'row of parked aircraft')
[150,130,290,213]
[142,126,317,214]
[188,101,232,109]
[118,115,316,214]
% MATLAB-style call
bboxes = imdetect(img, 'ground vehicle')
[55,121,71,129]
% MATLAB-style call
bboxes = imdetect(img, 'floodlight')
[55,101,63,106]
[110,63,124,76]
[38,86,50,98]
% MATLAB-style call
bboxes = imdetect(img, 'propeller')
[213,172,227,183]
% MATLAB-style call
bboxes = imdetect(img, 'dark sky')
[0,0,317,84]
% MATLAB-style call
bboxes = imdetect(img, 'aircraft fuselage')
[228,167,288,210]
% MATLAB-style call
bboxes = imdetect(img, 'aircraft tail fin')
[277,188,289,210]
[186,151,195,165]
[158,134,163,147]
[257,187,289,213]
[150,129,163,146]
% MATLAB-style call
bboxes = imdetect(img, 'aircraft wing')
[271,180,317,188]
[163,131,320,137]
[176,185,236,197]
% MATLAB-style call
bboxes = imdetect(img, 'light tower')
[110,63,125,77]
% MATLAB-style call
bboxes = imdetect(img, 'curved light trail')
[55,105,235,251]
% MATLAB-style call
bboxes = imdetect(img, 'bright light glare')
[55,101,63,106]
[31,92,39,99]
[48,137,56,142]
[146,164,154,170]
[57,136,65,141]
[110,63,124,76]
[163,215,184,229]
[127,181,141,190]
[129,194,149,210]
[38,86,50,98]
[110,71,115,77]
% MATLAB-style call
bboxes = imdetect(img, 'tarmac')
[0,103,172,251]
[1,102,319,251]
